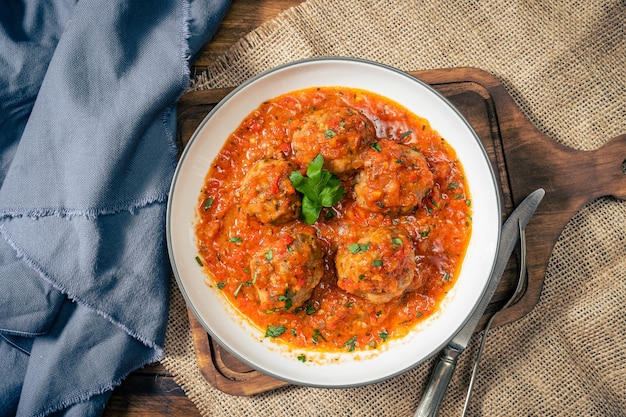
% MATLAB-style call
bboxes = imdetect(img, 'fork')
[460,219,527,416]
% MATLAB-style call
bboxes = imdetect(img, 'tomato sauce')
[195,87,472,353]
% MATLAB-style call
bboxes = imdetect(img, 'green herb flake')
[348,243,361,254]
[312,329,327,344]
[203,198,214,210]
[216,282,226,290]
[195,256,204,266]
[297,354,307,362]
[278,291,293,310]
[447,183,459,189]
[343,336,358,352]
[265,325,287,338]
[233,282,243,298]
[391,237,403,249]
[265,249,273,261]
[399,130,413,140]
[229,236,243,243]
[324,129,337,138]
[370,142,382,152]
[379,331,389,341]
[348,242,370,254]
[289,154,345,225]
[372,259,383,267]
[305,305,316,315]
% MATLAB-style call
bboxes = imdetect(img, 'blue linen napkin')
[0,0,231,415]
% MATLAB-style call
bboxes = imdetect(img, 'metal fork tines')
[461,218,528,416]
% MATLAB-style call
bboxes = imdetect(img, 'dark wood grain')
[103,363,200,417]
[175,67,626,395]
[192,0,305,70]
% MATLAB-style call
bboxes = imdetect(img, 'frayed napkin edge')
[35,348,164,417]
[0,223,166,354]
[0,191,169,220]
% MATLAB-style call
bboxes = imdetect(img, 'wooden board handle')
[592,134,626,200]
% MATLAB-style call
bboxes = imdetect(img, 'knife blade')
[414,188,545,417]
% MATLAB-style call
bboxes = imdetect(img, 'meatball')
[291,106,376,176]
[354,138,434,215]
[239,159,301,224]
[249,231,324,311]
[335,226,416,304]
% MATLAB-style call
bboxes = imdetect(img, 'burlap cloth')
[162,1,626,415]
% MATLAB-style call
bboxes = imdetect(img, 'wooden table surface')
[103,1,303,415]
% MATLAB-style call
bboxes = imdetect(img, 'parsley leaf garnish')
[289,154,345,224]
[265,325,287,338]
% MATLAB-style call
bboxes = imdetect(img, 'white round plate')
[167,57,501,388]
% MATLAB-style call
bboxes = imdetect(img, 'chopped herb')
[291,329,297,337]
[324,129,337,138]
[229,236,243,243]
[289,154,345,224]
[370,142,382,152]
[372,259,383,267]
[358,274,365,280]
[466,199,472,206]
[305,305,316,315]
[278,290,294,310]
[343,336,358,352]
[376,310,383,317]
[195,256,204,266]
[233,282,243,298]
[454,194,465,199]
[265,249,273,261]
[416,312,423,318]
[399,130,413,140]
[297,354,306,362]
[391,237,403,249]
[447,182,459,189]
[203,198,214,210]
[442,272,451,282]
[216,282,226,290]
[420,227,431,238]
[348,242,370,254]
[379,331,389,341]
[312,329,326,344]
[265,325,287,338]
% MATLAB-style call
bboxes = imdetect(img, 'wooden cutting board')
[176,67,626,396]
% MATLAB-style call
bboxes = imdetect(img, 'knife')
[413,188,545,417]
